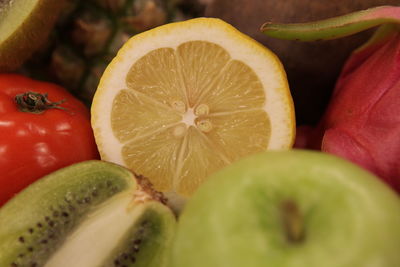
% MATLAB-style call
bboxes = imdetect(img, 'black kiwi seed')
[68,205,76,212]
[27,247,33,252]
[18,236,25,243]
[36,223,43,228]
[10,262,18,267]
[28,228,34,234]
[48,231,56,239]
[92,190,98,197]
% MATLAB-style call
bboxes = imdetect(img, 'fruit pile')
[1,1,400,266]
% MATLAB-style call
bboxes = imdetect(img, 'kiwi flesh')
[0,0,65,71]
[0,160,176,267]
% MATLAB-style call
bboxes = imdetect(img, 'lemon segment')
[91,18,295,198]
[175,127,230,195]
[121,125,184,192]
[126,47,187,108]
[197,59,266,113]
[177,41,231,107]
[203,110,271,162]
[111,89,182,143]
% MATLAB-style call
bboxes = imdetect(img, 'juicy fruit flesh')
[111,40,271,196]
[44,193,170,267]
[0,161,176,267]
[44,192,144,267]
[0,0,36,41]
[0,171,131,267]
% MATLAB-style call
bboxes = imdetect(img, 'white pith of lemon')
[91,18,295,200]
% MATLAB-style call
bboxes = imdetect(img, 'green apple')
[170,150,400,267]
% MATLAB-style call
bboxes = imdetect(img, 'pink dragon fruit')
[262,6,400,193]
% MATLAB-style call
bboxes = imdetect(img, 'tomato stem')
[15,92,67,114]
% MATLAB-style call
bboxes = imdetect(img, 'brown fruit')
[205,0,399,125]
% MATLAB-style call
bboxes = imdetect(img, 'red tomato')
[0,74,99,205]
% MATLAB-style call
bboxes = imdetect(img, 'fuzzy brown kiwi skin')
[205,0,400,125]
[0,0,66,71]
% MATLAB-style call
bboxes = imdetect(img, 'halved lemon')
[91,18,295,202]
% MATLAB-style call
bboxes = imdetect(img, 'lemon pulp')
[111,40,271,196]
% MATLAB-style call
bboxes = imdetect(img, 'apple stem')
[281,200,304,243]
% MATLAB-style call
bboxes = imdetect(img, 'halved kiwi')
[0,0,65,71]
[0,160,176,267]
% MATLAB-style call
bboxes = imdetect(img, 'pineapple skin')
[23,0,193,105]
